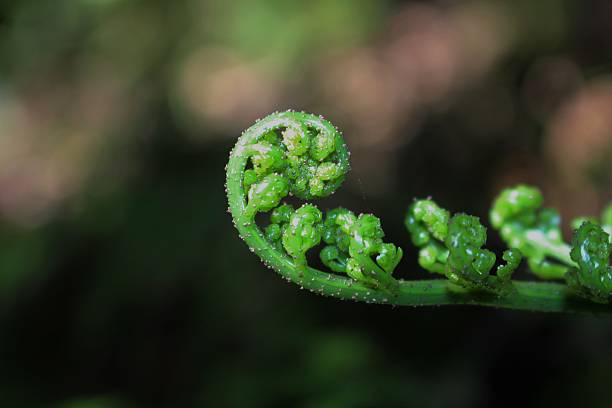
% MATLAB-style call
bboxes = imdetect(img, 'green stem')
[229,215,611,314]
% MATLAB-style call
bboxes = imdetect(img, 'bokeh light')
[0,0,610,407]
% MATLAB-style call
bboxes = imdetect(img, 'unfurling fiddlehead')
[226,111,402,302]
[227,111,612,314]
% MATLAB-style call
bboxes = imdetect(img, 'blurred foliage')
[0,0,611,407]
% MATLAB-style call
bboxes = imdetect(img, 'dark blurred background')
[0,0,611,407]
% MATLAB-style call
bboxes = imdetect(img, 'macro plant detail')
[227,111,612,314]
[226,111,403,299]
[490,185,612,304]
[490,185,573,280]
[405,200,521,295]
[566,222,612,304]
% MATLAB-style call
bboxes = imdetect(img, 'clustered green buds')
[322,210,402,292]
[245,173,289,218]
[490,185,612,303]
[265,204,293,251]
[266,203,326,267]
[242,113,349,219]
[319,208,352,273]
[282,205,323,266]
[446,214,520,292]
[405,200,450,275]
[490,185,569,279]
[406,200,522,294]
[566,222,612,303]
[266,205,403,292]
